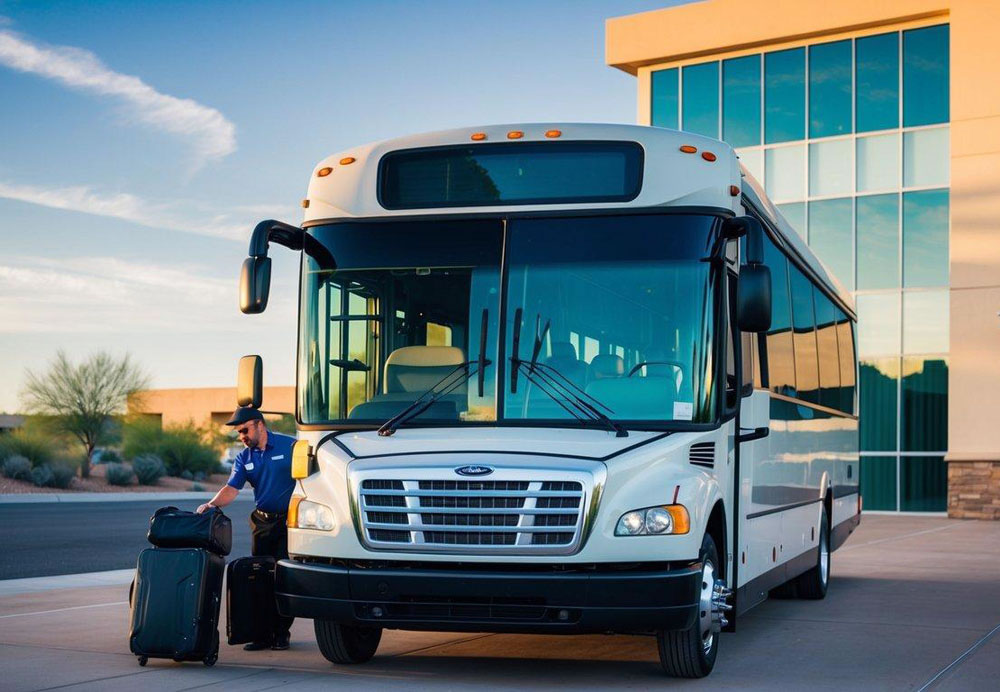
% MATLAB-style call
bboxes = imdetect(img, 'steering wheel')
[627,360,686,377]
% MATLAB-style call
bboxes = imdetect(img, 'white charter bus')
[236,123,860,678]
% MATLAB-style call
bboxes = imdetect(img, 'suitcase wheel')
[203,650,218,666]
[137,656,148,667]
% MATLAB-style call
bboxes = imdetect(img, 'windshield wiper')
[510,351,628,438]
[379,310,492,437]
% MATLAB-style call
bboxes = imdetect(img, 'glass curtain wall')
[650,24,950,511]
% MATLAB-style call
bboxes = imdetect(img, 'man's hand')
[196,503,214,514]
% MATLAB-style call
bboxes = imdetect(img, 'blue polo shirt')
[227,431,297,513]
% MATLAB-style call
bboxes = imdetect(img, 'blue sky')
[0,0,679,413]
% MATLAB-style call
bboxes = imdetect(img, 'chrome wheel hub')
[698,559,732,655]
[819,528,830,584]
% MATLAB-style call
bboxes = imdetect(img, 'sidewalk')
[0,490,254,504]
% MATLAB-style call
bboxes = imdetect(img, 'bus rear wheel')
[314,619,382,664]
[657,533,728,678]
[793,505,830,599]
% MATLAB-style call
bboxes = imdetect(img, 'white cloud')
[0,28,236,166]
[0,181,296,241]
[0,254,294,335]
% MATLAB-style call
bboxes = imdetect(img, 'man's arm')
[197,485,239,514]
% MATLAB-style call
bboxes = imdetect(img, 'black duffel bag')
[147,506,232,556]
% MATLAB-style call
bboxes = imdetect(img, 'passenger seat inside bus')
[584,352,676,420]
[348,345,465,420]
[545,341,586,388]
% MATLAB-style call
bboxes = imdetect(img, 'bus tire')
[793,505,830,600]
[656,533,722,678]
[314,619,382,664]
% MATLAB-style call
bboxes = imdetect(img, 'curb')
[0,490,254,504]
[0,568,136,597]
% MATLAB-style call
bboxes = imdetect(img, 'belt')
[254,508,287,520]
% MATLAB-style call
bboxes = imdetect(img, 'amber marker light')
[666,505,690,534]
[679,145,697,153]
[287,495,304,528]
[702,151,717,162]
[339,157,356,165]
[317,167,333,177]
[301,199,310,208]
[729,185,740,196]
[507,130,524,139]
[471,132,487,141]
[545,129,562,138]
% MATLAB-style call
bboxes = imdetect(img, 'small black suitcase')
[129,547,225,666]
[226,556,278,645]
[148,506,232,555]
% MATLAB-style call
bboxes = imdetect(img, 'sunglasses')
[236,425,254,435]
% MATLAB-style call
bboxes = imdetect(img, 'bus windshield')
[298,214,720,427]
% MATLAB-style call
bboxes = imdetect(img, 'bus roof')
[302,123,741,221]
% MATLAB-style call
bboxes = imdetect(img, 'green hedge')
[123,419,219,477]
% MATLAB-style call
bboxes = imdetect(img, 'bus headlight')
[289,498,334,531]
[615,505,689,536]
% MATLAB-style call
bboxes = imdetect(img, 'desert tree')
[21,351,150,478]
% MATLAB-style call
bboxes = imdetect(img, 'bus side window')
[836,307,857,414]
[789,268,819,404]
[724,271,739,414]
[762,237,795,397]
[741,331,755,396]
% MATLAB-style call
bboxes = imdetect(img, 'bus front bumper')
[275,558,701,634]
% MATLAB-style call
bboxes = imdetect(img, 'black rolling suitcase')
[226,556,278,645]
[129,547,225,666]
[148,506,232,555]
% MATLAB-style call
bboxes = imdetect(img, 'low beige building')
[607,0,1000,518]
[130,387,295,429]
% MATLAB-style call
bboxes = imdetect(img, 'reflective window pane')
[857,292,900,357]
[903,189,949,288]
[765,145,806,201]
[836,310,857,414]
[809,138,853,197]
[860,358,899,451]
[901,357,948,451]
[765,48,805,143]
[776,202,806,241]
[790,267,819,403]
[903,127,950,188]
[809,40,852,138]
[815,288,841,410]
[808,198,854,289]
[860,456,897,510]
[682,62,719,138]
[763,238,795,396]
[903,290,949,355]
[651,68,679,129]
[856,32,899,133]
[857,133,900,192]
[857,194,899,290]
[900,456,947,511]
[723,55,761,147]
[737,147,763,182]
[903,25,950,127]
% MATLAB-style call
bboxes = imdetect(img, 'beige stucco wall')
[130,386,295,429]
[607,0,1000,469]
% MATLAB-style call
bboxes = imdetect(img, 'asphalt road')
[0,498,254,579]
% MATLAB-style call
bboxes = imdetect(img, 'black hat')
[225,406,265,426]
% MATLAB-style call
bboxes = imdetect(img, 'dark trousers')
[250,509,294,640]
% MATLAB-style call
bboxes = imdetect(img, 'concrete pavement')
[1,514,998,690]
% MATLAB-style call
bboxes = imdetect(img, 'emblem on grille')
[454,465,494,476]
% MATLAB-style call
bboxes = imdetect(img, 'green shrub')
[123,419,218,477]
[133,454,165,486]
[31,464,54,487]
[49,463,76,489]
[0,429,57,467]
[180,469,194,481]
[105,463,134,486]
[2,455,33,481]
[99,449,121,463]
[190,482,204,492]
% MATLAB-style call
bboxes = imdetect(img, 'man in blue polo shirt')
[197,406,296,651]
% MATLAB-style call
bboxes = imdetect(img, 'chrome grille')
[358,477,587,555]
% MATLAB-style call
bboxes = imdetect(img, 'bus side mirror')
[737,216,771,332]
[237,355,263,408]
[240,256,272,314]
[738,265,772,332]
